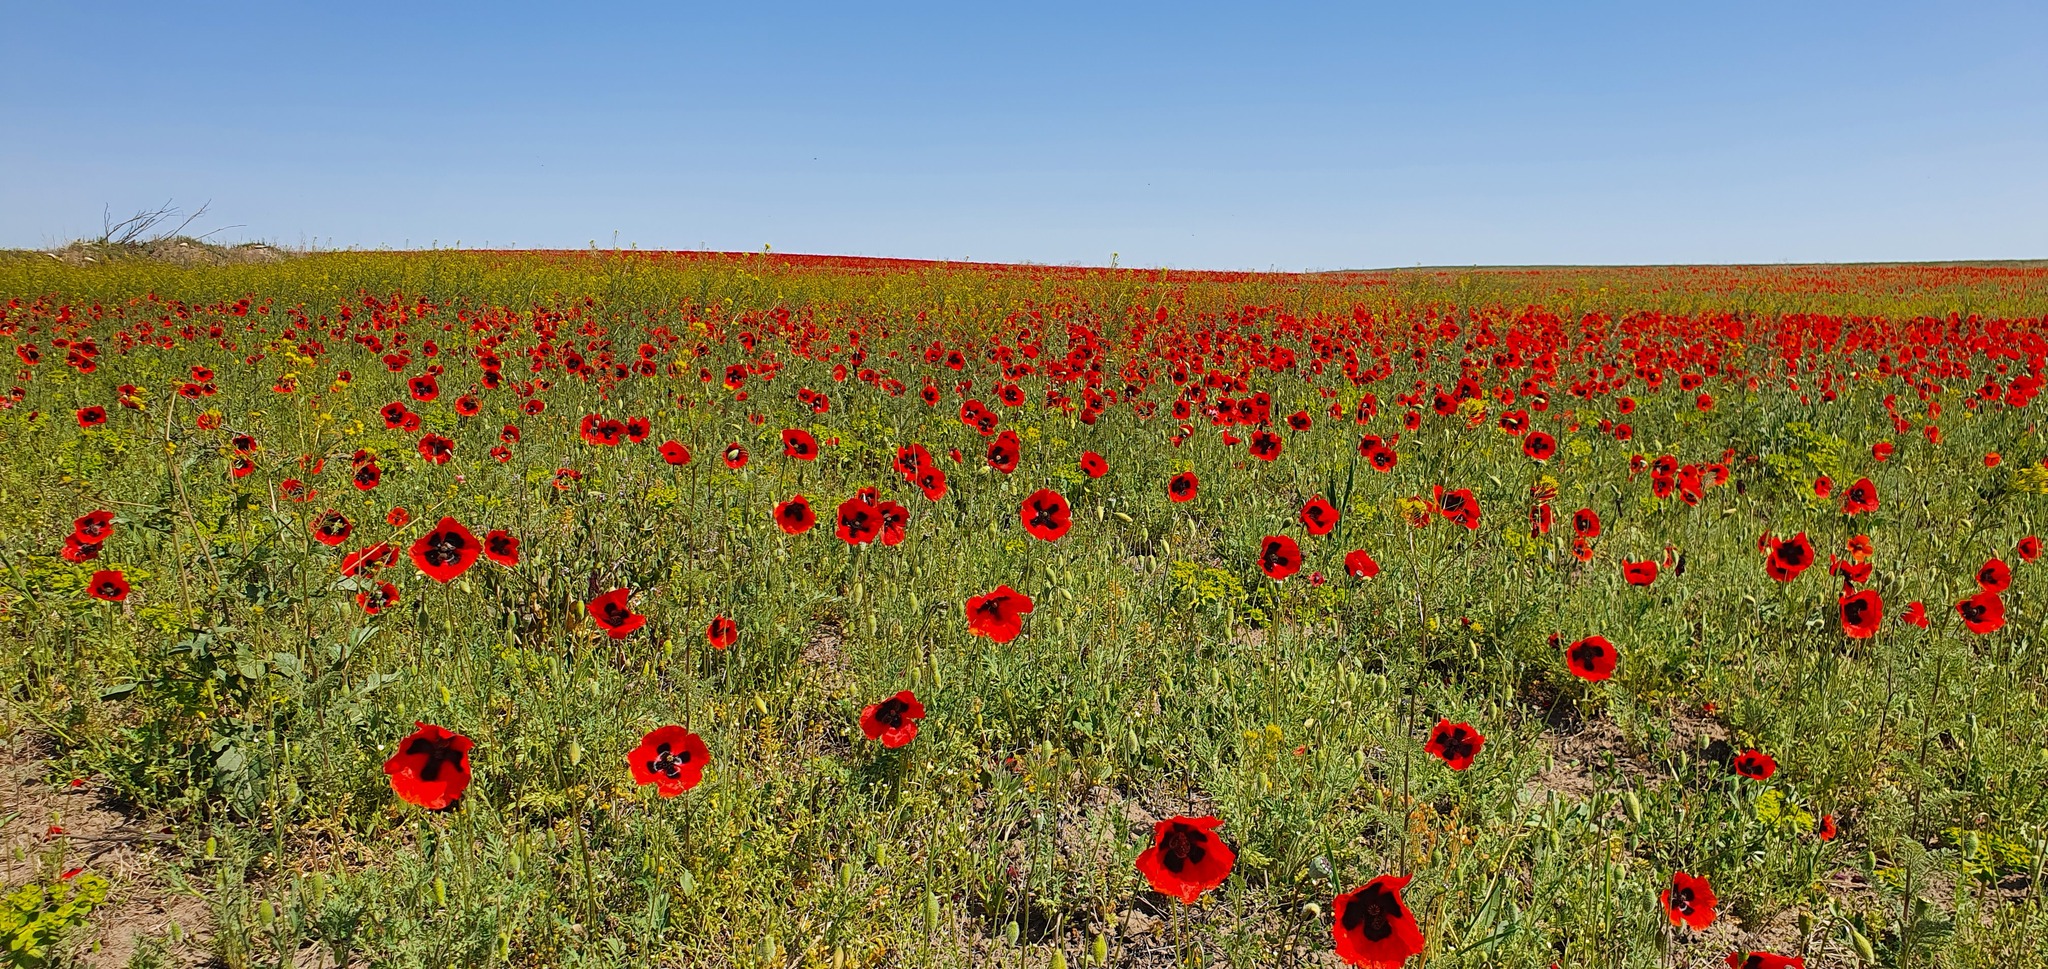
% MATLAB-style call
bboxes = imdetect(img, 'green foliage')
[2,873,109,969]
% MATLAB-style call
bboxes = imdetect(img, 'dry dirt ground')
[1,734,214,968]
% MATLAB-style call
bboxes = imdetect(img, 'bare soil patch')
[1,733,213,967]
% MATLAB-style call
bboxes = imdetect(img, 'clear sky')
[4,2,2044,269]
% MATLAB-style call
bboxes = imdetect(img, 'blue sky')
[4,2,2043,269]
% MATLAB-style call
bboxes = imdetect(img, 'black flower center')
[874,697,910,729]
[1028,500,1063,530]
[424,532,469,567]
[646,741,693,778]
[1436,726,1475,761]
[1570,641,1606,671]
[1669,885,1695,914]
[1340,884,1401,941]
[1158,823,1208,873]
[406,736,466,782]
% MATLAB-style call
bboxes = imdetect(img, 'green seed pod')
[1846,922,1875,964]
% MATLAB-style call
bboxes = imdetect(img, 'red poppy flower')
[279,478,315,503]
[1573,508,1601,538]
[1425,719,1484,770]
[1957,589,2005,634]
[916,467,948,501]
[483,530,519,567]
[73,510,115,543]
[893,443,933,479]
[773,495,817,535]
[408,374,439,402]
[1732,749,1776,780]
[1344,549,1380,579]
[1433,486,1480,530]
[859,690,926,748]
[1873,441,1895,461]
[1522,430,1556,461]
[1332,875,1424,969]
[61,535,101,563]
[1020,489,1072,541]
[409,517,480,583]
[383,722,472,811]
[1362,443,1398,473]
[352,462,382,491]
[1258,535,1303,581]
[1566,635,1617,681]
[659,440,693,465]
[628,725,709,796]
[1726,952,1804,969]
[835,495,882,545]
[2019,535,2042,563]
[453,394,480,416]
[340,542,398,577]
[1167,471,1199,502]
[587,588,647,639]
[1977,557,2012,592]
[1901,600,1929,628]
[1249,430,1284,461]
[356,581,400,615]
[986,430,1021,474]
[310,510,353,546]
[706,615,738,649]
[877,500,911,545]
[1839,590,1882,638]
[1080,451,1108,478]
[75,405,107,429]
[1816,814,1837,841]
[1135,815,1235,903]
[965,585,1034,643]
[722,443,749,469]
[1840,477,1878,514]
[624,416,652,443]
[1300,495,1340,536]
[782,428,819,461]
[1622,560,1658,586]
[1812,475,1834,499]
[1661,871,1717,931]
[1764,532,1816,581]
[387,507,411,528]
[87,569,128,602]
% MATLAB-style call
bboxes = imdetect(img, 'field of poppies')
[4,251,2048,968]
